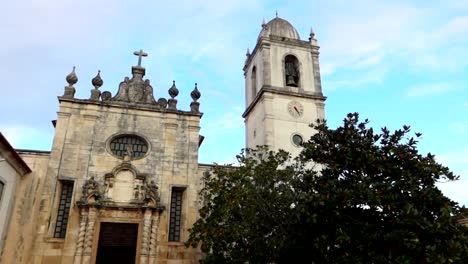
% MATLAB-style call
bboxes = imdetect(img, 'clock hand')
[294,106,300,114]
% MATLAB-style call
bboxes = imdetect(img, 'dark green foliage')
[187,113,468,263]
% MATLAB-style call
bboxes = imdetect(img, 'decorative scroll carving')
[144,180,160,206]
[80,176,100,203]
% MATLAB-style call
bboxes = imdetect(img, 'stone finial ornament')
[90,70,103,101]
[309,27,315,41]
[191,83,201,102]
[168,80,179,99]
[66,66,78,86]
[262,17,267,28]
[63,66,77,98]
[190,83,201,113]
[92,70,103,89]
[167,80,179,110]
[245,48,251,65]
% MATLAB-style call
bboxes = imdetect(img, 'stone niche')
[79,161,162,209]
[103,163,146,203]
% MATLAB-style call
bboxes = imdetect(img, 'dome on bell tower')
[258,17,301,40]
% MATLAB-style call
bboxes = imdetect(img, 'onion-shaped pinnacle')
[66,66,78,86]
[191,83,201,102]
[91,70,103,89]
[168,80,179,99]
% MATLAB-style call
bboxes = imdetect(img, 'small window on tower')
[251,66,257,99]
[285,55,299,87]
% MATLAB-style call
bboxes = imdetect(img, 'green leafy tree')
[187,113,468,263]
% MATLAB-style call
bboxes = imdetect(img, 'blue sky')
[1,0,467,205]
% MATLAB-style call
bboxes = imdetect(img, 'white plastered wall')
[0,161,19,252]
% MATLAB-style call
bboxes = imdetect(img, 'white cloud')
[437,179,468,206]
[206,108,244,131]
[405,83,458,97]
[436,148,468,206]
[316,1,468,87]
[437,149,468,166]
[324,66,386,91]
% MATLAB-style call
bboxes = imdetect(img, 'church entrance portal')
[96,222,139,264]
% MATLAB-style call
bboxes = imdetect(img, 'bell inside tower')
[285,55,299,87]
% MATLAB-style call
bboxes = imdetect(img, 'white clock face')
[287,101,304,118]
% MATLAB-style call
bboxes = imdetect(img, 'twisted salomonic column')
[82,208,97,263]
[73,209,88,264]
[140,209,152,264]
[149,212,161,264]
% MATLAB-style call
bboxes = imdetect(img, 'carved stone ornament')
[90,70,102,101]
[63,66,77,98]
[112,50,156,104]
[101,91,112,101]
[157,98,168,109]
[80,176,100,203]
[113,75,156,104]
[144,180,161,206]
[190,83,201,113]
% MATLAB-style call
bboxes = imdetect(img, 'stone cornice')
[242,85,326,118]
[58,96,203,118]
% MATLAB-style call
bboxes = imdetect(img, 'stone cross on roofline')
[133,49,148,67]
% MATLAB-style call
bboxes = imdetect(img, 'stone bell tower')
[243,16,326,156]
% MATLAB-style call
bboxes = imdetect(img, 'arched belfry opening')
[251,66,257,99]
[285,55,300,87]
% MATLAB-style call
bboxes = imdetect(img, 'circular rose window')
[109,134,149,159]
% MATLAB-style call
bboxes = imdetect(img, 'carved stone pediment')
[112,68,156,105]
[77,161,163,209]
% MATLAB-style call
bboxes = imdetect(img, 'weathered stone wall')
[24,98,203,264]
